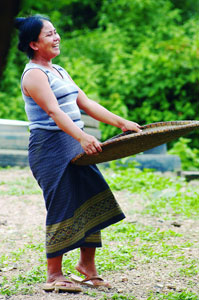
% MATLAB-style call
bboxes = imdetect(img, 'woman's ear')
[29,41,38,51]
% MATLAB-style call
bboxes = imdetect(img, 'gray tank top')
[21,62,84,130]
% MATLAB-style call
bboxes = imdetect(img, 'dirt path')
[0,168,199,300]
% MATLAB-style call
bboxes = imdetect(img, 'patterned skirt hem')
[46,213,125,258]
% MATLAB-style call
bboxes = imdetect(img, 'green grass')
[0,266,46,296]
[0,178,41,196]
[102,163,199,218]
[178,264,198,277]
[100,294,137,300]
[147,291,199,300]
[1,220,192,296]
[0,166,199,298]
[98,221,185,264]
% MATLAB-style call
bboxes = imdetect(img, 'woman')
[15,15,141,293]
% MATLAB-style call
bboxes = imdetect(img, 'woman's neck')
[30,57,52,69]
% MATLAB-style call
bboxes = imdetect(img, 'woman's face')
[32,20,61,60]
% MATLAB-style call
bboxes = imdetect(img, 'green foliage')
[147,291,199,300]
[101,295,136,300]
[171,0,199,19]
[168,138,199,170]
[102,163,199,218]
[98,0,198,130]
[1,0,198,146]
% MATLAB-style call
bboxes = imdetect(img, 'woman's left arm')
[77,88,141,133]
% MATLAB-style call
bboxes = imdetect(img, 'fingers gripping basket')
[71,120,199,166]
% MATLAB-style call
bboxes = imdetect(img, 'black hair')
[15,15,50,59]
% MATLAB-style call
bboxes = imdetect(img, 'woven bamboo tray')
[71,120,199,166]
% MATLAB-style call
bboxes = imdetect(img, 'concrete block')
[132,154,181,172]
[0,149,28,167]
[178,171,199,181]
[84,127,101,140]
[0,132,29,150]
[81,114,99,128]
[0,118,29,133]
[0,116,101,167]
[143,144,167,154]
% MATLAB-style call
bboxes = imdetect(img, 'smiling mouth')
[53,44,60,49]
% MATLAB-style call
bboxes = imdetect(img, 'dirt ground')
[0,168,199,300]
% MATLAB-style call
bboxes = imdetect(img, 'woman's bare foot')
[76,263,97,277]
[47,272,75,285]
[46,255,82,292]
[76,247,98,278]
[76,261,111,288]
[74,247,111,288]
[72,265,111,288]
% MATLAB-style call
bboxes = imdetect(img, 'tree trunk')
[0,0,21,77]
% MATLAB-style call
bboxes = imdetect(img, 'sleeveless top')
[21,62,84,130]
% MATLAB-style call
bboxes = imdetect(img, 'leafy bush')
[168,138,199,170]
[0,0,198,146]
[58,0,199,141]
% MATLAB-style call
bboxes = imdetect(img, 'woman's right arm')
[22,69,102,155]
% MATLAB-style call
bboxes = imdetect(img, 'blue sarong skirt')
[28,129,125,258]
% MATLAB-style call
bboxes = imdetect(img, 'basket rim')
[71,120,199,165]
[103,120,199,146]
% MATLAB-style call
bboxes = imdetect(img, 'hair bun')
[15,14,50,58]
[14,17,26,30]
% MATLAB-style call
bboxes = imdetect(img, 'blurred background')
[1,0,198,147]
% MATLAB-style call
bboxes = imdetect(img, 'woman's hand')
[120,120,142,133]
[79,132,102,155]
